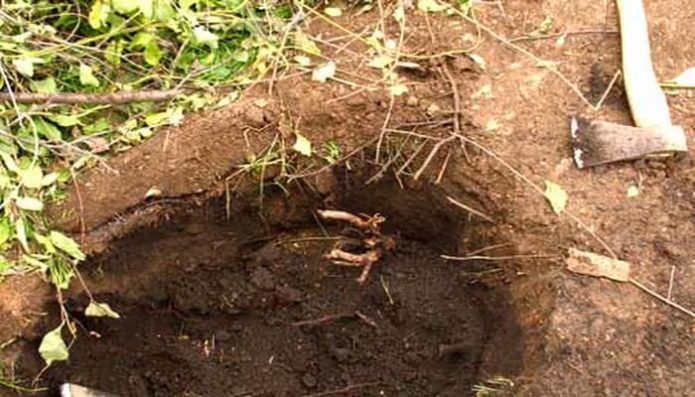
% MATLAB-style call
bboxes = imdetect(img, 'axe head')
[571,116,688,169]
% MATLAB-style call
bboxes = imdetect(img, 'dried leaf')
[626,184,640,198]
[324,7,342,17]
[484,119,500,132]
[145,187,162,198]
[389,84,408,96]
[543,180,567,214]
[294,55,312,67]
[85,301,121,319]
[468,54,486,70]
[368,55,394,69]
[293,133,312,157]
[566,248,630,282]
[312,61,336,83]
[394,5,405,22]
[294,30,321,55]
[417,0,448,12]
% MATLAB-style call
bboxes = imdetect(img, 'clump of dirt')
[37,178,529,397]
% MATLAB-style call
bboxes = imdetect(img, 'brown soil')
[33,178,524,397]
[2,0,695,396]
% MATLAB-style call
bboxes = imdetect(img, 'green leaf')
[38,325,69,365]
[83,118,110,135]
[30,77,57,94]
[144,41,164,66]
[20,165,43,189]
[153,0,175,22]
[544,180,568,214]
[144,110,170,126]
[292,133,312,157]
[79,64,100,87]
[88,0,111,29]
[138,0,154,19]
[34,233,56,254]
[50,231,85,261]
[1,153,19,173]
[105,39,125,65]
[16,196,44,211]
[85,301,121,318]
[0,256,11,273]
[41,172,59,187]
[112,0,138,14]
[129,32,154,49]
[0,219,11,246]
[15,218,28,251]
[193,26,219,49]
[22,254,47,271]
[12,57,43,78]
[34,118,62,141]
[50,114,81,127]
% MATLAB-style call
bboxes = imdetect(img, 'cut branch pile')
[317,210,396,284]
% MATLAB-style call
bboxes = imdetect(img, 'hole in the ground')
[41,172,539,397]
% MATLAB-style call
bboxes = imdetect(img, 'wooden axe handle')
[616,0,673,129]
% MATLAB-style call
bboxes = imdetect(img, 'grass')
[0,362,47,394]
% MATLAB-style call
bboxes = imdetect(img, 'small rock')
[406,96,419,107]
[301,373,318,388]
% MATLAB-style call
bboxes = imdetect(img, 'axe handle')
[616,0,673,129]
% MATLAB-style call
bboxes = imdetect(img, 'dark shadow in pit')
[37,176,531,397]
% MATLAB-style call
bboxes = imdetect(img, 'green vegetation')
[0,0,298,285]
[0,0,306,366]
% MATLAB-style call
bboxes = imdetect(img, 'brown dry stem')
[317,209,395,284]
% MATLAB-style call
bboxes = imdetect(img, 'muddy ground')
[1,0,695,396]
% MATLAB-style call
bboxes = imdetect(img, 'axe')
[571,0,688,168]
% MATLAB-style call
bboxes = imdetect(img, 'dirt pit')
[39,172,538,397]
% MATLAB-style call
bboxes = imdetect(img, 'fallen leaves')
[543,180,567,214]
[312,61,336,83]
[293,133,312,156]
[566,248,630,282]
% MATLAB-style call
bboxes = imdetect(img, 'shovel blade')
[570,116,687,168]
